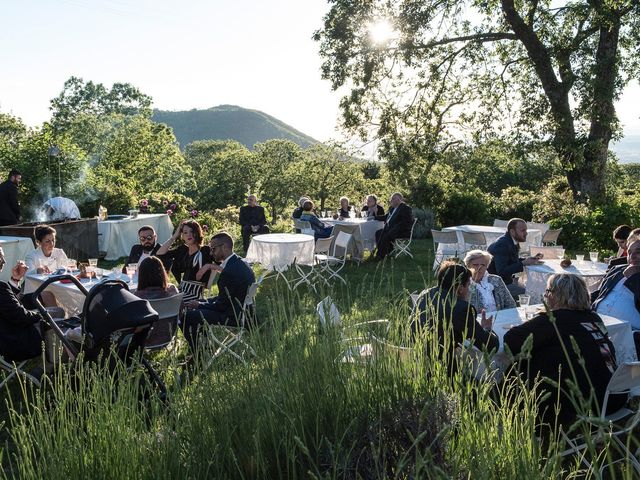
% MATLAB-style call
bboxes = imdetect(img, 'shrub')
[491,186,537,221]
[412,208,436,239]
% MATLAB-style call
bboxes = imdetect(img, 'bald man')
[239,194,270,252]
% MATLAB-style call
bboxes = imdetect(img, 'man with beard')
[181,232,255,353]
[122,225,162,272]
[0,169,22,226]
[488,218,541,298]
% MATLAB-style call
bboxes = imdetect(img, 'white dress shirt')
[25,247,70,275]
[595,277,640,330]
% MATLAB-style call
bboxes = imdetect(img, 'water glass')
[576,254,584,263]
[128,263,138,273]
[67,259,77,274]
[112,266,121,280]
[518,294,530,307]
[85,266,95,285]
[589,251,599,263]
[88,258,98,268]
[126,266,136,284]
[95,268,103,282]
[557,248,565,259]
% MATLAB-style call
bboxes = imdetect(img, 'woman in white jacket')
[25,225,70,275]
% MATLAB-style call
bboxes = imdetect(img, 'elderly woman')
[464,250,516,313]
[25,225,70,275]
[504,273,626,427]
[412,261,499,373]
[300,200,333,239]
[292,196,310,220]
[361,194,385,217]
[338,197,352,219]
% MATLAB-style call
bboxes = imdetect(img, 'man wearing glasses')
[122,225,162,272]
[182,232,255,353]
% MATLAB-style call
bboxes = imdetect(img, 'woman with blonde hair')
[504,273,626,427]
[464,250,515,312]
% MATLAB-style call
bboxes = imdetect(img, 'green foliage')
[492,186,537,221]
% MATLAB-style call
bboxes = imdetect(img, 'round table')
[245,233,315,271]
[524,259,608,303]
[323,218,384,254]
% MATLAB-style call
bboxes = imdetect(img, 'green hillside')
[152,105,318,149]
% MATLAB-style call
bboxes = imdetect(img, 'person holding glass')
[337,197,352,219]
[361,194,385,218]
[504,273,625,428]
[25,225,70,275]
[464,250,516,313]
[156,219,211,302]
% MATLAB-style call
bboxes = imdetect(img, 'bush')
[412,208,436,239]
[491,186,537,221]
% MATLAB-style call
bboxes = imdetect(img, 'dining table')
[524,259,608,303]
[98,213,174,260]
[323,217,384,259]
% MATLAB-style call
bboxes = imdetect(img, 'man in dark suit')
[592,237,640,331]
[487,218,541,299]
[373,192,413,259]
[182,232,256,353]
[239,194,270,252]
[0,169,22,227]
[122,225,162,273]
[0,246,43,361]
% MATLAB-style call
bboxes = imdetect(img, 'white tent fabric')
[43,197,81,220]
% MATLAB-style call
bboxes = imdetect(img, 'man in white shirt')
[592,238,640,330]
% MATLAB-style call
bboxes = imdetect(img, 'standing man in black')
[239,194,270,252]
[373,192,413,259]
[0,169,22,226]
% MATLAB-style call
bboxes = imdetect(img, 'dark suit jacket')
[239,205,267,227]
[199,255,255,321]
[487,233,522,285]
[362,204,385,216]
[0,180,20,225]
[122,244,162,273]
[591,265,640,317]
[375,202,413,238]
[0,282,42,361]
[607,256,627,271]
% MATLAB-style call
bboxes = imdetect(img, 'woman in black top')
[361,194,385,218]
[157,219,211,288]
[504,273,626,428]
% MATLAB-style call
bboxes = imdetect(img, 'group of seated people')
[291,192,413,260]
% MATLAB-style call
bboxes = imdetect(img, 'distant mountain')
[152,105,319,149]
[611,134,640,164]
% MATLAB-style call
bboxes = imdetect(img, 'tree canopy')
[315,0,640,201]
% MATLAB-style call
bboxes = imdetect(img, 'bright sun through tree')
[368,19,395,45]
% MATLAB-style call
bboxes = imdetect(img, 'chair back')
[529,246,564,259]
[602,362,640,415]
[526,221,551,236]
[294,219,314,236]
[542,228,562,245]
[493,219,509,228]
[431,229,458,245]
[145,293,184,349]
[316,296,341,328]
[332,231,352,258]
[315,236,334,254]
[461,231,486,248]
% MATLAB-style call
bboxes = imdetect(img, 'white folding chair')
[461,231,487,253]
[431,229,459,270]
[561,362,640,476]
[493,219,509,228]
[529,245,564,260]
[542,228,562,246]
[0,356,41,391]
[293,219,314,236]
[314,232,352,285]
[393,218,418,259]
[203,279,262,366]
[144,293,184,350]
[316,297,389,363]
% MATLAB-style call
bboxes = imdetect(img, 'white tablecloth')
[524,259,607,303]
[98,214,174,260]
[490,305,636,366]
[324,218,384,251]
[24,272,137,316]
[0,236,35,281]
[442,225,542,253]
[245,233,315,271]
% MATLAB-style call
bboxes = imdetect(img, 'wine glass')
[126,265,136,285]
[518,294,530,320]
[589,251,599,264]
[112,266,121,280]
[128,263,138,273]
[95,267,103,282]
[85,266,95,285]
[557,248,565,260]
[67,259,77,274]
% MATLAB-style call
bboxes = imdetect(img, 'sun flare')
[368,19,395,45]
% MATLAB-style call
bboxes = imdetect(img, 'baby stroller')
[33,275,167,399]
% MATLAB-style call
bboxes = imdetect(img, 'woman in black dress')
[157,219,211,301]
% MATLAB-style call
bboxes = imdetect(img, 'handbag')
[179,279,204,303]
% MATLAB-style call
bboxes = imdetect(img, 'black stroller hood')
[83,280,158,346]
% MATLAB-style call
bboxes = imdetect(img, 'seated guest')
[412,261,498,372]
[373,192,413,259]
[487,218,540,298]
[361,194,384,217]
[338,196,352,219]
[300,201,333,239]
[156,219,212,301]
[182,232,255,353]
[134,256,179,300]
[0,247,43,361]
[122,225,162,274]
[591,237,640,330]
[292,196,310,220]
[25,225,70,274]
[505,274,625,428]
[464,250,516,312]
[239,194,270,252]
[607,225,636,269]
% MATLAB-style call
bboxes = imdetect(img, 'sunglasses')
[139,235,155,241]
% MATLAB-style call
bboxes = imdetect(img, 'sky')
[1,0,639,147]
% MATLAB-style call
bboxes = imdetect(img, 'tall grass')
[1,265,637,478]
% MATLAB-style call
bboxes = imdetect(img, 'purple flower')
[140,199,148,207]
[166,209,173,216]
[190,209,198,217]
[202,224,209,232]
[170,203,177,210]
